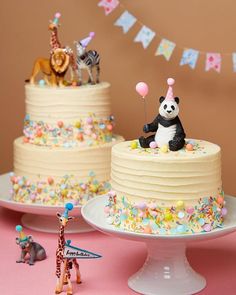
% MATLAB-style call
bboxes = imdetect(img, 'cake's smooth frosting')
[111,140,221,201]
[25,82,111,124]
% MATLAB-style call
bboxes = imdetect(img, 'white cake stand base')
[0,173,94,233]
[82,195,236,295]
[128,242,205,295]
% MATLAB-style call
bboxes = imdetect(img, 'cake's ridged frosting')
[25,82,111,124]
[12,82,124,205]
[14,136,123,182]
[111,140,222,201]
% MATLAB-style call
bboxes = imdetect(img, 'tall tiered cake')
[10,13,123,206]
[11,83,123,205]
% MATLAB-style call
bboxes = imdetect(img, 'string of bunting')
[98,0,236,73]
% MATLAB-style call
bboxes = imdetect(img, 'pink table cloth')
[0,207,235,295]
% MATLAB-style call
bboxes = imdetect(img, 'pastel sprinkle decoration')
[186,144,193,151]
[23,114,115,147]
[104,192,225,235]
[160,145,168,153]
[11,172,111,206]
[149,141,157,149]
[130,141,138,149]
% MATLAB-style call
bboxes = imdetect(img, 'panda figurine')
[139,78,186,151]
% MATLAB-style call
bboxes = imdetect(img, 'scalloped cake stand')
[0,173,94,233]
[82,194,236,295]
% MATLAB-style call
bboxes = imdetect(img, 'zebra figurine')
[74,32,100,85]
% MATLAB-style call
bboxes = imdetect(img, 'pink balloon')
[136,82,149,98]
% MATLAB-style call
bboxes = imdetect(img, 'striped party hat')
[165,78,175,101]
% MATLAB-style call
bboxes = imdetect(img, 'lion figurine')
[27,48,70,87]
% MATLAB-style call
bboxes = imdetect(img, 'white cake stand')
[82,194,236,295]
[0,173,94,233]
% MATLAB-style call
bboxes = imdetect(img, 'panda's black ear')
[174,97,179,104]
[159,96,165,103]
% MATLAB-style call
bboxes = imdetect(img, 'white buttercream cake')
[105,139,226,234]
[105,78,226,234]
[11,82,123,205]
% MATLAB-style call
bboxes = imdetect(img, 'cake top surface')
[25,81,110,93]
[112,139,221,161]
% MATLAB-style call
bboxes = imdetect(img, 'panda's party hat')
[80,32,95,48]
[16,225,28,242]
[165,78,175,101]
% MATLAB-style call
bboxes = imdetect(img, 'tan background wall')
[1,0,236,195]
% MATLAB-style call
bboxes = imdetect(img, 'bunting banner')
[97,0,236,73]
[205,53,221,73]
[134,25,156,49]
[114,10,137,33]
[155,39,176,61]
[98,0,119,15]
[180,48,199,69]
[232,53,236,72]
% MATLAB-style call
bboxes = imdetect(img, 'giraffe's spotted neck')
[50,29,61,50]
[58,224,65,249]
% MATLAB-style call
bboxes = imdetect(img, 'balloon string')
[143,98,147,124]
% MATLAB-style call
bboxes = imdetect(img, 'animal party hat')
[62,203,74,218]
[16,225,28,242]
[165,78,175,101]
[50,12,61,26]
[80,32,95,48]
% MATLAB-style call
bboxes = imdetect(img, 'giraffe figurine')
[49,13,78,84]
[55,203,81,295]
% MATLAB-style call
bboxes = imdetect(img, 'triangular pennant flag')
[114,11,137,33]
[155,39,176,60]
[98,0,119,15]
[134,25,156,49]
[232,53,236,72]
[205,53,221,73]
[180,48,199,69]
[64,241,102,259]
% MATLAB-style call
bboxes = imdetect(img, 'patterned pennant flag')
[64,241,102,259]
[114,11,137,33]
[155,39,176,60]
[232,53,236,72]
[98,0,119,15]
[134,25,156,49]
[205,53,221,73]
[180,48,199,69]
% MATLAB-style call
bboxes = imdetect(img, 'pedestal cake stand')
[0,173,94,233]
[82,195,236,295]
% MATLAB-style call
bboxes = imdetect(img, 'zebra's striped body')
[75,42,100,85]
